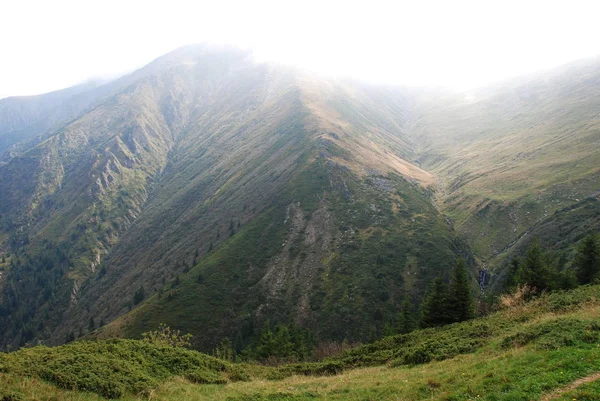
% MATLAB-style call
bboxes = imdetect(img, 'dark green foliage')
[517,238,554,292]
[396,298,417,334]
[133,286,145,305]
[420,277,450,328]
[336,320,494,369]
[242,324,314,363]
[500,318,596,350]
[280,361,344,376]
[333,284,600,371]
[446,259,475,323]
[0,339,235,398]
[575,233,600,284]
[185,367,227,384]
[504,257,521,290]
[0,244,73,347]
[503,236,596,296]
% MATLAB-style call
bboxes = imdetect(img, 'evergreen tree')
[420,276,449,328]
[446,259,475,323]
[517,238,553,292]
[397,298,416,334]
[575,234,600,285]
[133,286,145,305]
[504,257,520,290]
[88,316,95,332]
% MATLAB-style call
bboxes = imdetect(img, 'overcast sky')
[1,0,600,99]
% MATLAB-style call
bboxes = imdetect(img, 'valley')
[0,45,598,365]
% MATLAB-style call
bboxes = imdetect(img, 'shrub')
[185,368,227,384]
[141,323,192,348]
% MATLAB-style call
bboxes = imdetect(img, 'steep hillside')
[0,45,466,350]
[65,64,462,350]
[0,80,106,157]
[409,58,600,263]
[2,45,599,351]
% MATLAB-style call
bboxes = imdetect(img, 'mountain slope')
[408,58,600,263]
[1,46,600,351]
[0,46,466,350]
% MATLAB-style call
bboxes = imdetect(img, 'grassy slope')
[491,197,600,288]
[409,58,600,262]
[67,67,459,349]
[2,284,600,400]
[95,155,462,350]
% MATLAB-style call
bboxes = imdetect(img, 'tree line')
[504,233,600,294]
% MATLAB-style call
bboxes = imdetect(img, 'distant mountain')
[409,58,600,262]
[0,45,598,350]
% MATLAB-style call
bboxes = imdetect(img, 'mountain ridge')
[0,45,598,350]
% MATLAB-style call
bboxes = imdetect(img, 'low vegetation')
[1,283,599,400]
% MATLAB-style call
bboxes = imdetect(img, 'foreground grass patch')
[1,285,600,400]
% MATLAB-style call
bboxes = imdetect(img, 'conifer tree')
[517,238,553,292]
[504,257,520,290]
[575,233,600,285]
[133,286,145,305]
[447,259,475,323]
[420,276,449,328]
[397,298,416,334]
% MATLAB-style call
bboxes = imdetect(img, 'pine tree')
[88,316,95,332]
[517,238,553,292]
[575,234,600,285]
[447,259,475,323]
[397,298,416,334]
[420,276,449,328]
[133,286,145,305]
[504,257,520,290]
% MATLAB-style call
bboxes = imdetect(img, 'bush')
[1,339,232,398]
[141,323,192,348]
[282,361,344,376]
[501,318,592,349]
[185,368,227,384]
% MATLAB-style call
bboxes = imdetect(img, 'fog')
[1,0,600,99]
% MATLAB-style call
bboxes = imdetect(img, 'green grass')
[410,62,600,260]
[2,284,600,400]
[97,161,464,350]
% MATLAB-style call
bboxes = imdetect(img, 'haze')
[2,0,600,99]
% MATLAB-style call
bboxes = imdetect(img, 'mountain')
[0,45,598,351]
[409,59,600,263]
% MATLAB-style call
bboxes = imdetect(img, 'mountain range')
[0,44,598,350]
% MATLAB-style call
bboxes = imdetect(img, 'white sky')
[1,0,600,99]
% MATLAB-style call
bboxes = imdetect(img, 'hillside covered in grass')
[2,284,600,400]
[1,45,599,359]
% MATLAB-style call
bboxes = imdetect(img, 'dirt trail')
[540,372,600,400]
